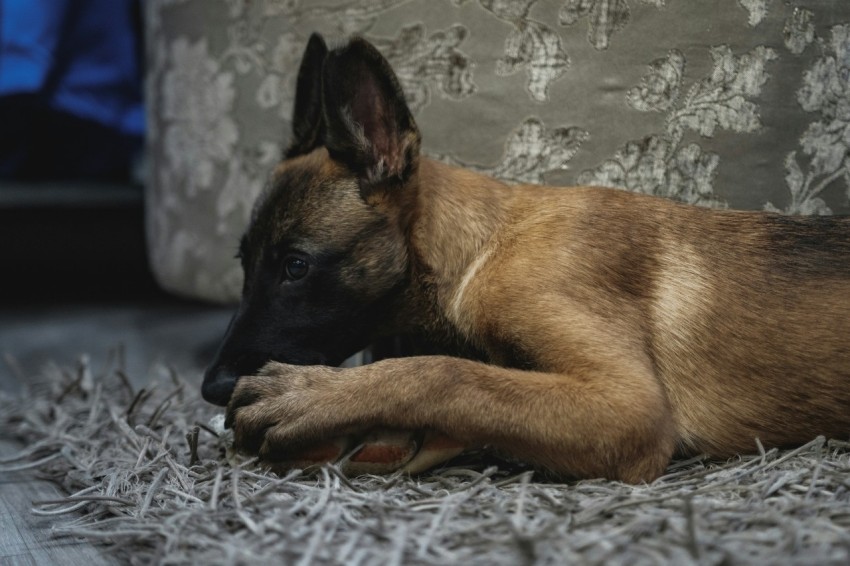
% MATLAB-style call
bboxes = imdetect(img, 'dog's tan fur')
[228,151,850,482]
[219,36,850,483]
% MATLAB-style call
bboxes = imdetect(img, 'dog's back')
[647,199,850,455]
[420,158,850,457]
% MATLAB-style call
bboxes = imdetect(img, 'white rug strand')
[2,358,850,565]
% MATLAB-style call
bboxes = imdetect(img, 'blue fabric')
[0,0,143,136]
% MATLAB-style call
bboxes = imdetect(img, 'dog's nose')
[201,367,239,406]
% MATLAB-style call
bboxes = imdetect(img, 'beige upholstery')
[145,0,850,303]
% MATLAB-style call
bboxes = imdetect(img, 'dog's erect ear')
[285,33,328,158]
[322,37,420,189]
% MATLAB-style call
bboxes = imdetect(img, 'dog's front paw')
[224,363,370,463]
[221,362,466,474]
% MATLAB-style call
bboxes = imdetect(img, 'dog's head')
[202,34,422,405]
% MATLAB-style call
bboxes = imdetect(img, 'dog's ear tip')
[327,35,382,65]
[346,35,375,51]
[286,32,330,157]
[304,32,329,57]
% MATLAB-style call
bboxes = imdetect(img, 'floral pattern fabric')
[145,0,850,303]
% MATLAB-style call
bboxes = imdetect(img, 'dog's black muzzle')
[201,313,335,406]
[202,312,274,406]
[201,366,240,406]
[202,296,365,405]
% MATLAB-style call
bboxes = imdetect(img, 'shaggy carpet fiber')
[2,357,850,565]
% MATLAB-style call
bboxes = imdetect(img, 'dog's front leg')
[225,355,676,482]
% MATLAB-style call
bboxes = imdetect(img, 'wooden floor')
[0,440,111,565]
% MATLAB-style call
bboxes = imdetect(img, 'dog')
[202,33,850,483]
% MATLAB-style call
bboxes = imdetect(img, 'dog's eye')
[283,257,309,281]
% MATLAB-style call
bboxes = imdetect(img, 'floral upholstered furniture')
[145,0,850,303]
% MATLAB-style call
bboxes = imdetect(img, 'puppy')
[202,33,850,482]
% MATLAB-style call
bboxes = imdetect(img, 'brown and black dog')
[202,33,850,483]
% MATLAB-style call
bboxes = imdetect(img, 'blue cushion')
[0,0,143,136]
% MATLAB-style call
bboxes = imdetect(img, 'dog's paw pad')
[343,429,420,475]
[259,429,466,476]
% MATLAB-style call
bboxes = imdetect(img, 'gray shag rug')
[2,357,850,565]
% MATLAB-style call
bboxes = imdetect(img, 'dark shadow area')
[0,183,162,305]
[0,95,142,182]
